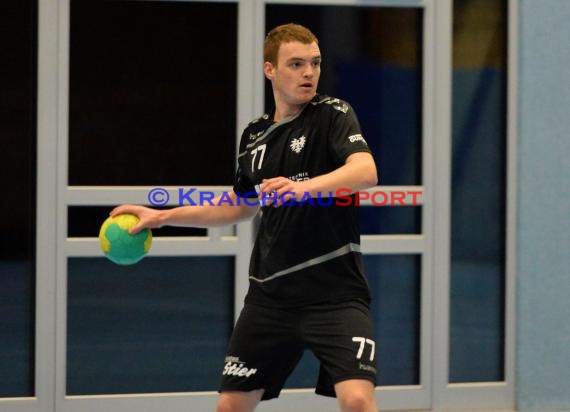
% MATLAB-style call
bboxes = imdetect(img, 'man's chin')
[297,91,316,102]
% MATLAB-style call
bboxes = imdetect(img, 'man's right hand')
[110,204,163,234]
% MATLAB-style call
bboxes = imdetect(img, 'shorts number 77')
[352,337,375,361]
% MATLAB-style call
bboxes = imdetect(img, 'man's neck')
[274,103,304,122]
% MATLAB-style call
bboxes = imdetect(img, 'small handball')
[99,213,152,265]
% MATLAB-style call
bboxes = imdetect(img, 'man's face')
[264,41,321,107]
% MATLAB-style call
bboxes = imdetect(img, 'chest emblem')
[290,135,306,154]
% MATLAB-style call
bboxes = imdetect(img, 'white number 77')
[251,144,266,172]
[352,337,375,361]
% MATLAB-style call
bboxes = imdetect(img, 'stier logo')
[290,135,306,154]
[222,357,258,378]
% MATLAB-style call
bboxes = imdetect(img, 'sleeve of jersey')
[328,103,372,165]
[233,164,258,199]
[232,132,258,199]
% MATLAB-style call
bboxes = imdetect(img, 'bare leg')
[335,379,377,412]
[215,389,264,412]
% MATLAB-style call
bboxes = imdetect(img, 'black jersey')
[233,94,373,308]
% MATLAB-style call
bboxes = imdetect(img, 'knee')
[338,391,376,412]
[215,390,263,412]
[215,396,233,412]
[216,394,245,412]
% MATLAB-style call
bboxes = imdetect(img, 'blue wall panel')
[517,1,570,410]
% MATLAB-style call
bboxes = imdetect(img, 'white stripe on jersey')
[249,242,361,283]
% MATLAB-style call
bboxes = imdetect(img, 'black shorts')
[219,300,377,401]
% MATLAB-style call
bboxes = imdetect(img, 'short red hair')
[264,23,318,65]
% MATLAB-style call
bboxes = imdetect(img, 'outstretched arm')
[111,191,259,234]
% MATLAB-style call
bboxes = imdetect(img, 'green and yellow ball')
[99,214,152,265]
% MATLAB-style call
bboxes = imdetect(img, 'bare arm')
[111,191,259,234]
[259,152,378,204]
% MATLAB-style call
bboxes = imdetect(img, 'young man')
[112,23,378,412]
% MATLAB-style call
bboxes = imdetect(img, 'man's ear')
[263,61,275,80]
